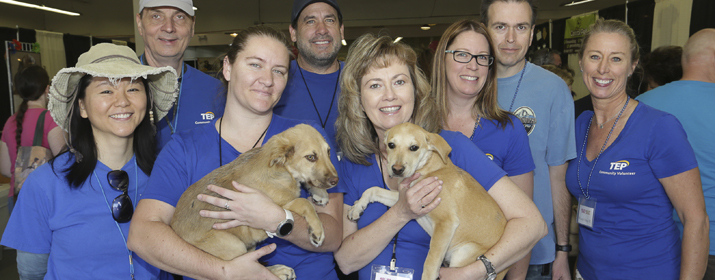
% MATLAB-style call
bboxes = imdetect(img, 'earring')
[149,110,154,123]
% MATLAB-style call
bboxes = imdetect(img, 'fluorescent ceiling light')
[394,37,403,43]
[421,25,430,31]
[562,0,596,7]
[341,39,347,46]
[0,0,80,16]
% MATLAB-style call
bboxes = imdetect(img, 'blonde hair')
[578,18,640,64]
[336,33,440,165]
[431,19,512,129]
[541,65,573,86]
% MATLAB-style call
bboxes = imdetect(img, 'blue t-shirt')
[340,130,507,280]
[274,60,343,145]
[1,153,163,279]
[566,103,698,280]
[637,80,715,256]
[497,62,576,264]
[469,115,534,176]
[149,60,226,150]
[143,114,344,280]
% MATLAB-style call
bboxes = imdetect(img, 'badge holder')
[370,234,414,280]
[577,196,597,229]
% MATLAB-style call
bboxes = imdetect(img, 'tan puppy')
[348,122,507,280]
[171,124,338,280]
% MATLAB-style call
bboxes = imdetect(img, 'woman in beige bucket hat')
[0,43,177,279]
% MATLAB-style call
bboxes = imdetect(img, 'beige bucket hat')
[48,43,178,132]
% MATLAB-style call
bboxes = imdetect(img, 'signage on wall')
[564,13,598,54]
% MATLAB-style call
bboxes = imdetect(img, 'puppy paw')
[311,194,329,207]
[268,264,296,280]
[347,205,365,221]
[308,225,325,247]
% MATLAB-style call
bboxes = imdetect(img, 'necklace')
[218,117,269,167]
[507,63,528,112]
[94,159,138,280]
[141,54,185,134]
[469,115,482,141]
[576,97,630,198]
[596,96,628,129]
[297,61,341,129]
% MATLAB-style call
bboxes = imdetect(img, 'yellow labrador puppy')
[348,122,507,280]
[171,124,338,280]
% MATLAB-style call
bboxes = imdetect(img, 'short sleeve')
[143,137,191,206]
[546,82,577,166]
[502,117,535,176]
[444,131,507,191]
[647,114,698,179]
[338,160,358,205]
[0,170,53,253]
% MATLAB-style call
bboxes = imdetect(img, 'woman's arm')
[198,182,345,252]
[439,176,547,280]
[127,199,279,280]
[0,141,10,178]
[334,174,443,274]
[504,171,533,280]
[47,127,66,156]
[661,167,709,280]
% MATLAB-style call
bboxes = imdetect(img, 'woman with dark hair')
[333,33,546,280]
[128,25,343,280]
[0,43,178,279]
[0,65,64,213]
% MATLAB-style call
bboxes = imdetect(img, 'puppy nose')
[328,176,339,186]
[392,164,404,176]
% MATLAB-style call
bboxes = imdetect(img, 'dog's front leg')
[267,264,296,280]
[283,198,325,247]
[347,186,399,221]
[306,187,330,206]
[422,217,459,280]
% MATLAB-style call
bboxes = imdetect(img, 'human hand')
[225,243,281,280]
[552,252,572,280]
[197,181,285,231]
[439,265,479,280]
[391,172,442,222]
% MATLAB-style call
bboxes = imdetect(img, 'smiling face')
[289,2,344,69]
[222,35,290,116]
[579,32,638,101]
[445,31,491,100]
[486,1,534,74]
[136,7,195,63]
[79,77,147,142]
[360,60,415,139]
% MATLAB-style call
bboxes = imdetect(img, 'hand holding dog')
[197,181,285,232]
[392,172,443,222]
[225,243,281,280]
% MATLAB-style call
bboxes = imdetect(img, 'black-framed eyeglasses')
[445,50,494,66]
[107,170,133,223]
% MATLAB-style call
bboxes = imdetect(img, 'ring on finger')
[224,201,231,210]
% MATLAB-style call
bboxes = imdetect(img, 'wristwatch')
[266,209,294,238]
[556,244,572,252]
[477,255,497,280]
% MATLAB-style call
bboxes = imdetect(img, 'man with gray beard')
[274,0,345,146]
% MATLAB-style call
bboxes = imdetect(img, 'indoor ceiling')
[0,0,641,44]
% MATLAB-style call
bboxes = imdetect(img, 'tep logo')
[485,153,494,161]
[609,160,629,170]
[201,112,215,120]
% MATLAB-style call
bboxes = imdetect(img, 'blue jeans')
[526,263,552,280]
[16,250,49,280]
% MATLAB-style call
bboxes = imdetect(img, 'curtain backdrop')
[35,30,66,79]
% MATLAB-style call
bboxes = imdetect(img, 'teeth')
[111,113,131,119]
[380,106,400,113]
[595,78,612,84]
[460,75,478,81]
[314,41,329,45]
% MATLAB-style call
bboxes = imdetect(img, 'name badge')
[371,264,414,280]
[578,196,597,228]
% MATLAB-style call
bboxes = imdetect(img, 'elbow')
[334,250,358,275]
[126,226,142,252]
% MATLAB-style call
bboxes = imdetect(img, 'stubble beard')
[297,37,341,69]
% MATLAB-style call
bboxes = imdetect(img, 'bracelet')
[556,244,572,252]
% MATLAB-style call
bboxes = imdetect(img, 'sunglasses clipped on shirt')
[107,170,133,223]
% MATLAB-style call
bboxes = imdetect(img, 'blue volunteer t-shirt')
[566,103,698,279]
[1,153,163,279]
[469,115,534,176]
[143,114,344,280]
[274,60,343,145]
[341,130,506,280]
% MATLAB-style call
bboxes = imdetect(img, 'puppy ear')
[268,135,296,167]
[427,132,451,164]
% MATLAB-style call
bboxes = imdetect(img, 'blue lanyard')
[94,159,139,280]
[140,54,186,134]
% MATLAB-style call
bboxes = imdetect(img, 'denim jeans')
[526,263,552,280]
[16,250,49,280]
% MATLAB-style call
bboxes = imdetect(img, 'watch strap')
[477,255,497,280]
[266,209,293,238]
[556,244,572,252]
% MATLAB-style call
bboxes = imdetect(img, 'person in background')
[333,32,546,280]
[1,43,178,279]
[541,65,574,93]
[530,48,562,68]
[274,0,345,146]
[128,25,343,280]
[0,65,64,214]
[481,0,576,278]
[135,0,225,150]
[637,28,715,280]
[641,45,683,92]
[566,19,708,279]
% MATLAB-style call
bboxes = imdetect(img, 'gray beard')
[297,40,340,69]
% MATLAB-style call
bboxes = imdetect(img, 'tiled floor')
[0,247,19,280]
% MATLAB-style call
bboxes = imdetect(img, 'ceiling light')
[341,39,347,46]
[421,24,430,31]
[394,37,403,43]
[561,0,596,7]
[230,33,238,37]
[0,0,80,16]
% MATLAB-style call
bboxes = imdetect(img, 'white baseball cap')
[139,0,194,16]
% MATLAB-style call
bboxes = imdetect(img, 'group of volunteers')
[1,0,712,279]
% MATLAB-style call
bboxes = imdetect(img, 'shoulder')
[525,63,569,91]
[273,114,323,132]
[635,102,679,125]
[185,64,222,85]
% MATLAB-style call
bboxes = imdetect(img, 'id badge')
[370,264,414,280]
[577,196,597,228]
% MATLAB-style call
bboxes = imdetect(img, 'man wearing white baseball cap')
[135,0,225,150]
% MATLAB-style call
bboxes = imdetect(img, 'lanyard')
[297,62,341,129]
[376,147,399,270]
[94,159,139,280]
[507,63,528,112]
[140,54,186,134]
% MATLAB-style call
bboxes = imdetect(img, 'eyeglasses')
[445,50,494,66]
[107,170,133,223]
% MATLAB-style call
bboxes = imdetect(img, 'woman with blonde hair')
[334,33,546,280]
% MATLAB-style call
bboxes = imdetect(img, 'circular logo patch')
[513,106,537,135]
